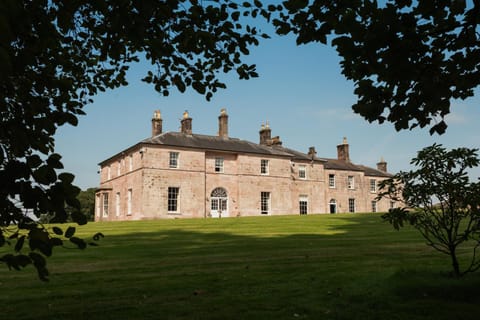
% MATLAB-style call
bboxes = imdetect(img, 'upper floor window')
[348,198,356,213]
[169,152,179,168]
[261,159,269,175]
[168,187,179,212]
[347,176,354,189]
[370,179,377,193]
[328,174,335,188]
[215,157,224,173]
[299,165,306,179]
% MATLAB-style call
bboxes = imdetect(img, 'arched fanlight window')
[211,187,227,198]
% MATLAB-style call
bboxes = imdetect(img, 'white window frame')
[298,165,307,179]
[370,179,377,193]
[328,174,335,188]
[169,152,179,168]
[299,195,308,215]
[127,189,132,215]
[260,159,269,175]
[95,194,101,217]
[261,192,270,215]
[215,157,224,173]
[115,192,120,217]
[168,187,180,213]
[102,193,109,217]
[347,176,354,189]
[348,198,355,213]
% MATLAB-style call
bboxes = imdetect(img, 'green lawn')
[2,213,480,320]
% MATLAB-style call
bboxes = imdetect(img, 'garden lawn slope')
[2,214,480,320]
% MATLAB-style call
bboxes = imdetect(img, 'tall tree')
[0,0,268,280]
[272,0,480,134]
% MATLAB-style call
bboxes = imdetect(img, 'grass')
[2,213,480,319]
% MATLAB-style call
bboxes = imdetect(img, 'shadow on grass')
[3,214,480,320]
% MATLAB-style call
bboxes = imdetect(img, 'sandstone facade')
[95,109,395,221]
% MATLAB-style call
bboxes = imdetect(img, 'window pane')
[348,198,355,213]
[329,174,335,188]
[261,192,270,214]
[215,157,224,172]
[261,159,269,174]
[299,165,306,179]
[169,152,179,168]
[168,187,179,212]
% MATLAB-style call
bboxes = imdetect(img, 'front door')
[210,187,229,218]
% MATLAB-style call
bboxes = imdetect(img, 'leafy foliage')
[0,0,270,280]
[378,144,480,277]
[272,0,480,134]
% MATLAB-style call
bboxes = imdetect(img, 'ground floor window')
[127,189,132,215]
[168,187,179,212]
[261,192,270,215]
[371,200,377,213]
[299,195,308,215]
[115,192,120,217]
[348,198,355,213]
[102,193,109,217]
[96,194,101,217]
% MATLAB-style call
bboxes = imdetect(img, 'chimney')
[271,136,282,146]
[259,122,271,145]
[181,111,192,134]
[337,137,350,162]
[218,108,228,138]
[151,110,162,137]
[377,157,387,172]
[308,146,317,159]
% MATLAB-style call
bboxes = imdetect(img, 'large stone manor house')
[95,109,395,221]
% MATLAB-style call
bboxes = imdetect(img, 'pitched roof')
[100,132,392,177]
[324,158,392,177]
[142,132,293,157]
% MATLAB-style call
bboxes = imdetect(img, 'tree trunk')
[450,246,461,278]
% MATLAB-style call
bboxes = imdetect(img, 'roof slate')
[101,131,391,177]
[141,132,293,157]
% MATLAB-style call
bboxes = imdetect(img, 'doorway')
[210,187,228,218]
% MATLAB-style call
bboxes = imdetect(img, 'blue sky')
[54,31,480,190]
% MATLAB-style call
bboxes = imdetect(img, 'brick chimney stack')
[218,108,228,138]
[308,146,317,159]
[377,157,387,172]
[151,110,162,137]
[337,137,350,162]
[259,122,271,145]
[181,111,192,134]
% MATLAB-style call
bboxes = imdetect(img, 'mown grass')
[2,213,480,320]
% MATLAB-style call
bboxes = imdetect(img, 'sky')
[54,27,480,190]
